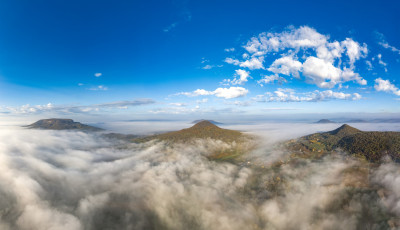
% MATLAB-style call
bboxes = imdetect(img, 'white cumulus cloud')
[226,26,369,88]
[374,78,400,96]
[179,87,248,99]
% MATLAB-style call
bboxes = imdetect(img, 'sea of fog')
[0,122,400,229]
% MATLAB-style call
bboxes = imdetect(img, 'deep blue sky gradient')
[0,0,399,118]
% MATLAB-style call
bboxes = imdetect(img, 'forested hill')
[287,124,400,162]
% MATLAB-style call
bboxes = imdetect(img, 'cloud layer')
[0,123,398,229]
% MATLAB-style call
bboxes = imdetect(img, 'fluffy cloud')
[226,26,369,88]
[341,38,368,66]
[223,69,251,85]
[258,74,287,86]
[374,78,400,96]
[213,87,248,99]
[302,57,341,88]
[94,73,102,77]
[225,57,264,70]
[179,87,248,99]
[202,64,223,70]
[267,56,302,78]
[254,88,362,102]
[202,64,213,69]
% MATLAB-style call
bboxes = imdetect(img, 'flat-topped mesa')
[26,118,103,131]
[328,124,361,137]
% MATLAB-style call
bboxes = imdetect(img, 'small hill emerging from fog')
[315,119,336,124]
[135,120,254,161]
[26,119,103,131]
[137,120,244,143]
[287,124,400,162]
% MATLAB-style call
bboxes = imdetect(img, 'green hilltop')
[286,124,400,162]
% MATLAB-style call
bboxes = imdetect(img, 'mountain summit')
[142,120,243,143]
[189,120,220,129]
[328,124,361,137]
[191,119,223,125]
[26,118,103,131]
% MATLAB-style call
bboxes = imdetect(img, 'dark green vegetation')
[315,119,336,123]
[26,118,103,131]
[287,124,400,162]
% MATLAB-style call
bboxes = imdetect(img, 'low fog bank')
[223,122,400,142]
[0,124,400,229]
[95,121,400,140]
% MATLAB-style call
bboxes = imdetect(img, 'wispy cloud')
[1,99,155,115]
[163,8,192,32]
[169,102,187,107]
[262,107,303,111]
[377,54,388,72]
[94,73,102,77]
[375,31,400,55]
[163,22,178,32]
[89,85,108,91]
[253,88,362,102]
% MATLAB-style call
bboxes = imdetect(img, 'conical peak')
[191,120,219,129]
[329,124,361,136]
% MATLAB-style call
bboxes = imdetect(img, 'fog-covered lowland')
[1,121,400,230]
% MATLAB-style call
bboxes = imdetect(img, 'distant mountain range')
[25,119,103,131]
[314,118,400,123]
[287,124,400,162]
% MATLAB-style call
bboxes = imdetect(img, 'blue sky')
[0,0,399,120]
